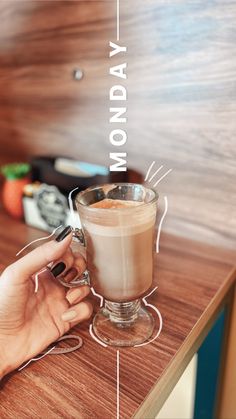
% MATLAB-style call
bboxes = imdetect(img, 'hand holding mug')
[0,227,92,379]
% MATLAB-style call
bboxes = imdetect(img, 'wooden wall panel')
[0,0,235,250]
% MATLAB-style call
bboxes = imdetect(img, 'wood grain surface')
[0,212,235,418]
[0,0,235,250]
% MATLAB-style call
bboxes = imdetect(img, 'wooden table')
[0,211,235,419]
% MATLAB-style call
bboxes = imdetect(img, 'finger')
[66,285,90,305]
[51,253,86,282]
[61,252,87,284]
[4,227,73,285]
[61,300,93,324]
[50,248,74,278]
[61,267,79,284]
[73,252,86,276]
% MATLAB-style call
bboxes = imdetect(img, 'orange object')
[1,163,31,220]
[2,177,30,219]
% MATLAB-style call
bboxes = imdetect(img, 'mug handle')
[57,228,90,288]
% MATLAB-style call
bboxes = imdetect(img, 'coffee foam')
[84,213,155,237]
[83,199,156,236]
[90,199,142,209]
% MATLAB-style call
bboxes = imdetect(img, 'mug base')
[92,300,155,347]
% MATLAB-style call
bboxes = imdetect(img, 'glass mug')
[59,183,158,347]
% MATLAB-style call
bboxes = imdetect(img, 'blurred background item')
[1,162,30,219]
[0,0,234,248]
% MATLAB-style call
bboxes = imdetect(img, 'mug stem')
[105,299,141,325]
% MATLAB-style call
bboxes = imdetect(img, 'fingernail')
[66,287,82,304]
[55,226,73,242]
[51,262,66,277]
[61,310,77,321]
[63,267,78,284]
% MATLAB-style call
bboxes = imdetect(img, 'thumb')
[4,229,73,284]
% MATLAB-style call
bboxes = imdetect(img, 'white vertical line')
[117,350,120,419]
[156,196,168,253]
[117,0,120,41]
[68,186,79,230]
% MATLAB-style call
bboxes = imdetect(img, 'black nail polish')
[55,226,73,242]
[51,262,66,277]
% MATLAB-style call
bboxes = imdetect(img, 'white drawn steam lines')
[144,160,172,187]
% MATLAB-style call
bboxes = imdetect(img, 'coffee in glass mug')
[75,183,158,346]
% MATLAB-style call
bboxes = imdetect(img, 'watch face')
[35,184,68,229]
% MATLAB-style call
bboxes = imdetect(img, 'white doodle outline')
[134,286,163,347]
[156,196,168,253]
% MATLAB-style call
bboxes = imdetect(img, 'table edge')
[133,266,236,419]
